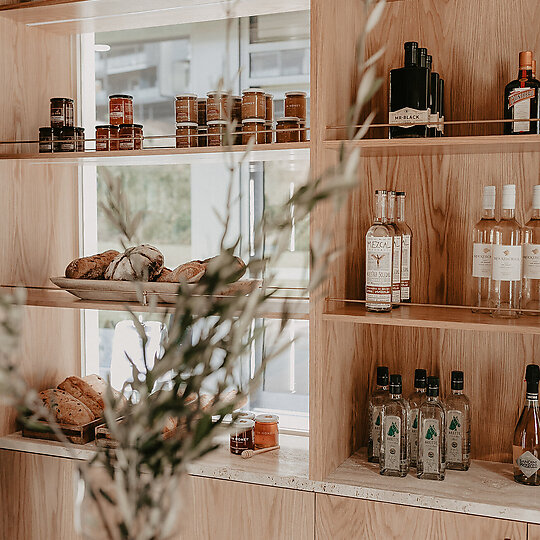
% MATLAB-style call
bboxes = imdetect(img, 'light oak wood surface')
[316,494,528,540]
[530,524,540,540]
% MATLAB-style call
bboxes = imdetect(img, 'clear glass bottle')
[472,186,496,312]
[366,191,394,312]
[409,368,427,468]
[396,191,412,303]
[513,364,540,486]
[445,371,471,471]
[417,376,446,481]
[491,184,522,318]
[387,191,402,308]
[380,374,410,477]
[368,366,389,463]
[522,185,540,314]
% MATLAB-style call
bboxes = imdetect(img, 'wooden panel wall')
[316,494,528,540]
[0,17,80,436]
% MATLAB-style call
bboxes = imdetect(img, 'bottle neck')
[389,392,402,400]
[451,389,463,396]
[377,384,389,392]
[526,393,539,403]
[387,195,396,224]
[374,193,387,224]
[427,394,439,402]
[396,196,406,223]
[532,208,540,220]
[415,387,426,394]
[482,208,495,219]
[501,207,515,220]
[518,67,532,80]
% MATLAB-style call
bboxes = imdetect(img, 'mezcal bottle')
[396,191,412,303]
[380,374,410,477]
[409,368,427,468]
[417,376,446,481]
[445,371,471,471]
[387,191,402,308]
[513,364,540,486]
[368,366,389,463]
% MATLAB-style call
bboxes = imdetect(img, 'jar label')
[119,141,134,150]
[383,414,401,470]
[524,243,540,279]
[513,448,540,478]
[371,405,382,458]
[472,243,493,278]
[421,418,440,474]
[96,141,107,151]
[389,107,429,128]
[492,245,522,282]
[446,410,463,463]
[509,88,534,133]
[366,237,392,307]
[410,408,419,463]
[51,108,64,123]
[61,142,75,151]
[400,234,411,301]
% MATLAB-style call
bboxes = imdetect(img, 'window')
[83,12,310,431]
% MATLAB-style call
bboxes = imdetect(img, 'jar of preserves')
[265,121,273,144]
[176,122,198,148]
[276,117,300,143]
[242,118,266,144]
[58,126,77,152]
[265,93,273,122]
[242,88,266,120]
[109,94,134,126]
[96,125,119,151]
[198,126,208,147]
[284,91,307,121]
[50,98,74,128]
[118,123,143,150]
[230,419,255,455]
[232,96,242,124]
[39,127,55,153]
[254,414,279,449]
[299,120,308,142]
[207,120,228,146]
[207,91,230,121]
[175,94,198,124]
[197,98,207,126]
[75,127,85,152]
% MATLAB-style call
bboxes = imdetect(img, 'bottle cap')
[482,186,496,210]
[502,184,516,210]
[525,364,540,395]
[426,376,439,397]
[375,189,387,195]
[519,51,533,70]
[404,42,418,67]
[414,368,427,389]
[396,191,406,196]
[533,185,540,210]
[451,370,464,391]
[376,366,389,386]
[389,374,402,394]
[426,55,433,70]
[418,48,428,68]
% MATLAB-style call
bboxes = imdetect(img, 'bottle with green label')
[417,376,446,481]
[368,366,389,463]
[409,368,427,468]
[380,374,410,477]
[513,364,540,486]
[445,371,471,471]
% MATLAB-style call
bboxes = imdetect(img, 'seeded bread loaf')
[65,250,120,279]
[57,376,104,419]
[38,389,94,425]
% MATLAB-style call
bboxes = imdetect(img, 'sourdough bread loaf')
[158,261,205,283]
[105,244,164,281]
[38,389,94,425]
[57,376,104,418]
[65,250,120,279]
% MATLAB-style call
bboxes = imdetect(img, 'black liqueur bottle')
[504,51,540,135]
[427,56,440,138]
[389,42,430,139]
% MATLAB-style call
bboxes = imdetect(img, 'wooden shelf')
[0,0,309,33]
[324,135,540,157]
[323,302,540,334]
[0,142,310,166]
[1,286,309,320]
[324,449,540,525]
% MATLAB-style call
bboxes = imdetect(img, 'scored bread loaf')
[105,244,164,281]
[57,376,104,419]
[158,261,205,283]
[155,267,172,282]
[83,374,127,407]
[65,250,120,280]
[38,389,94,425]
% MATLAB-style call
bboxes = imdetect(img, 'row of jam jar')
[96,94,143,151]
[229,413,279,455]
[39,97,86,153]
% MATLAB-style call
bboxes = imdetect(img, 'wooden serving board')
[22,417,103,445]
[50,277,261,304]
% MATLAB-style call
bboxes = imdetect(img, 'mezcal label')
[513,448,540,478]
[446,410,463,463]
[389,107,429,128]
[371,406,383,457]
[492,245,522,282]
[410,408,419,463]
[421,418,441,474]
[472,243,493,278]
[383,415,401,470]
[524,244,540,280]
[509,88,534,133]
[366,237,392,306]
[392,236,402,304]
[400,234,411,301]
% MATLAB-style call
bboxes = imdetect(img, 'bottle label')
[371,406,383,457]
[389,107,430,128]
[492,245,522,282]
[428,112,439,129]
[400,234,411,301]
[446,410,463,463]
[383,415,401,470]
[421,418,440,474]
[410,408,419,463]
[509,88,534,133]
[392,236,402,303]
[513,448,540,478]
[472,243,493,278]
[366,237,392,305]
[524,244,540,279]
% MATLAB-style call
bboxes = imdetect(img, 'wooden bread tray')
[22,417,103,445]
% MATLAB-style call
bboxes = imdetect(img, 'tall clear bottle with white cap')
[491,184,522,318]
[522,185,540,313]
[471,186,496,311]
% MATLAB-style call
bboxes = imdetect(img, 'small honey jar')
[254,414,279,449]
[230,419,255,455]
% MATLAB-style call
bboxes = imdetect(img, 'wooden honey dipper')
[241,445,280,459]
